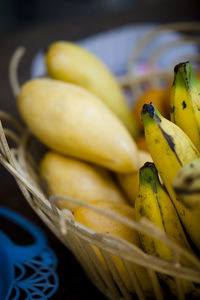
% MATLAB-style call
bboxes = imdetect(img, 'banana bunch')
[141,102,200,250]
[135,162,200,296]
[133,61,200,297]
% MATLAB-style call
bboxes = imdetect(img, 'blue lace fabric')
[0,207,59,300]
[9,248,58,300]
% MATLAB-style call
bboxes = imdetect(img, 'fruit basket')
[1,22,200,300]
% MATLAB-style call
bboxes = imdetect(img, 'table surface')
[0,4,200,299]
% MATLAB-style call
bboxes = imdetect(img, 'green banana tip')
[141,102,162,124]
[173,61,197,88]
[139,161,160,186]
[140,161,156,173]
[174,61,191,75]
[142,103,155,117]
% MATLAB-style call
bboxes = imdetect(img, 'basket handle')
[0,206,46,263]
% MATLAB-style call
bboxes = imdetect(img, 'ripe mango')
[74,201,153,296]
[39,151,127,212]
[45,41,139,137]
[17,78,138,173]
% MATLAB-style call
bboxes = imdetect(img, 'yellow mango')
[17,78,138,173]
[39,151,127,212]
[45,41,139,137]
[74,201,153,296]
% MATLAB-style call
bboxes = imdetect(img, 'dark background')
[0,0,200,36]
[0,1,200,299]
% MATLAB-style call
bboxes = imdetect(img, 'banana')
[45,41,139,137]
[135,162,200,297]
[173,158,200,209]
[170,61,200,151]
[141,103,200,250]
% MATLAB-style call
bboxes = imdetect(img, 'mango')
[45,41,139,137]
[17,78,138,173]
[74,201,153,295]
[39,151,127,212]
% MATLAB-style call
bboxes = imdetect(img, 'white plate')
[31,23,198,78]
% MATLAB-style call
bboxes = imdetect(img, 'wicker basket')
[1,22,200,300]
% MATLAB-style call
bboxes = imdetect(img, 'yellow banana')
[45,41,139,137]
[135,162,200,297]
[170,61,200,151]
[173,158,200,209]
[141,103,200,250]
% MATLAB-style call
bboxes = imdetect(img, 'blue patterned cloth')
[0,207,58,300]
